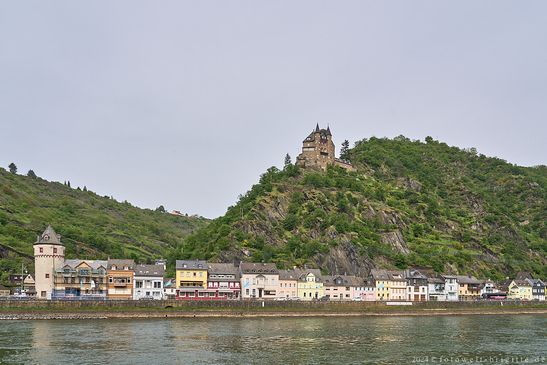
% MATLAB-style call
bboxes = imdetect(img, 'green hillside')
[174,136,546,280]
[0,168,208,284]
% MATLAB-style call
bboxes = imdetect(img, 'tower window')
[39,247,43,253]
[45,274,50,279]
[53,248,57,254]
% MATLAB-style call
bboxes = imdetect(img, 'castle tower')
[34,225,65,299]
[296,124,336,170]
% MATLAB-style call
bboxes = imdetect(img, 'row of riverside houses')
[32,226,165,300]
[24,226,546,302]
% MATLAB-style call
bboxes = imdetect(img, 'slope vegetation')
[0,168,207,283]
[175,136,546,279]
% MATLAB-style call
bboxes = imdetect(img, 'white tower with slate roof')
[34,225,65,299]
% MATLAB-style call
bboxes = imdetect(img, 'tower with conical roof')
[34,225,65,299]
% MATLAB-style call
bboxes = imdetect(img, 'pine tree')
[27,170,37,178]
[83,186,88,192]
[284,153,292,168]
[156,205,166,213]
[8,163,17,174]
[340,140,350,162]
[67,181,71,188]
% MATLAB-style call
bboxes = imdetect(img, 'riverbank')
[1,301,546,320]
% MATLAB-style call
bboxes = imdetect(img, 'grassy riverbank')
[1,301,546,320]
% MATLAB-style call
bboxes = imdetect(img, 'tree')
[284,153,292,168]
[340,140,350,162]
[27,170,37,179]
[8,163,17,174]
[67,181,71,188]
[156,205,166,213]
[83,186,88,192]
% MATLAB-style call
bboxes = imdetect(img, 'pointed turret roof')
[326,125,332,136]
[315,123,320,132]
[35,225,63,245]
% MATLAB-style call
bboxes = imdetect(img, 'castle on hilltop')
[295,124,354,171]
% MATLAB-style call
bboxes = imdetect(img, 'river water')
[0,315,545,364]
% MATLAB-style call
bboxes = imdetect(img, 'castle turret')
[34,225,65,299]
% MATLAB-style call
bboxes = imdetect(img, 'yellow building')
[297,269,324,300]
[176,260,208,299]
[507,280,533,300]
[370,269,392,301]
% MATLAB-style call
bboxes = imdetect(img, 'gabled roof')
[404,269,428,280]
[107,259,135,270]
[279,269,300,280]
[526,278,545,287]
[298,269,323,282]
[454,275,482,285]
[176,260,208,270]
[510,279,532,288]
[35,225,63,246]
[135,264,165,277]
[239,262,278,275]
[63,259,108,271]
[207,263,240,279]
[323,275,364,287]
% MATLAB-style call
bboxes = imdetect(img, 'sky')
[0,1,546,218]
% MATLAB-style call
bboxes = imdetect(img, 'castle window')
[53,248,57,254]
[39,247,43,253]
[45,274,50,279]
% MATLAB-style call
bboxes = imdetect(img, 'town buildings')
[107,259,135,300]
[361,280,377,301]
[53,260,108,299]
[240,262,279,299]
[24,226,546,303]
[176,260,208,300]
[133,264,165,300]
[278,269,299,299]
[323,275,364,301]
[163,279,177,300]
[205,263,241,300]
[528,278,545,301]
[442,275,460,301]
[507,280,533,300]
[405,269,428,302]
[455,275,482,301]
[297,269,324,301]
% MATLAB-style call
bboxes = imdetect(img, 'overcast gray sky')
[1,1,546,218]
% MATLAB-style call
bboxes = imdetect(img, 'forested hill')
[0,167,208,283]
[174,136,546,280]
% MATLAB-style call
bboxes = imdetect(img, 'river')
[0,315,545,364]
